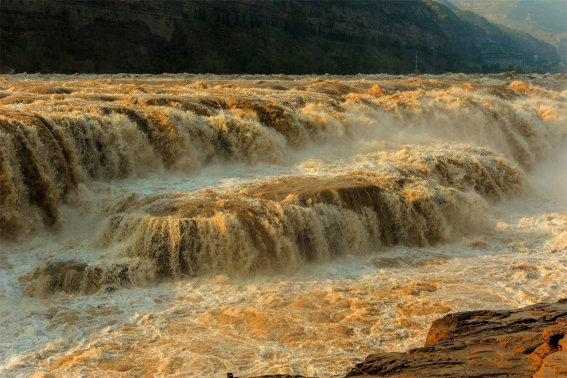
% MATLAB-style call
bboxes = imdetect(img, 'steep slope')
[447,0,567,62]
[454,9,559,63]
[0,0,558,74]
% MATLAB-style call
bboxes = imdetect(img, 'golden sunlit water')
[0,73,566,377]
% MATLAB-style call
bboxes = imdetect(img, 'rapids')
[0,73,565,377]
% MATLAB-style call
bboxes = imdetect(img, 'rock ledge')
[345,299,567,378]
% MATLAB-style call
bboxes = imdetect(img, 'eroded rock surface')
[346,299,567,377]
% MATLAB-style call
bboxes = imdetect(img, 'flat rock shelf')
[243,299,567,378]
[345,299,567,378]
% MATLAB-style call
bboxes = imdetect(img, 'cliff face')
[453,9,560,63]
[0,0,558,74]
[446,0,567,63]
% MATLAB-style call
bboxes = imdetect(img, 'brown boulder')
[346,299,567,377]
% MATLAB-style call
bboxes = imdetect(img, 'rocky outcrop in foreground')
[237,300,567,378]
[346,299,567,378]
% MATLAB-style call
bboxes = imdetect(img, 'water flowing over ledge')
[2,74,557,290]
[1,74,562,240]
[0,73,566,377]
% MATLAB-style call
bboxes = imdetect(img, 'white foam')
[1,74,565,377]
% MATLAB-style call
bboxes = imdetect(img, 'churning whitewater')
[0,73,566,377]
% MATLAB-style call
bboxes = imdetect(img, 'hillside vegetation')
[0,0,559,74]
[446,0,567,62]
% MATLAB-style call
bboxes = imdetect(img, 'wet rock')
[534,350,567,377]
[21,261,142,298]
[346,299,567,377]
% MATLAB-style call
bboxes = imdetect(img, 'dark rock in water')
[20,261,102,298]
[345,299,567,378]
[20,261,142,298]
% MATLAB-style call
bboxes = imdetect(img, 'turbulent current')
[0,73,566,377]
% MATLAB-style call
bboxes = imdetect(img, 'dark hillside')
[0,0,559,74]
[446,0,567,63]
[454,9,559,63]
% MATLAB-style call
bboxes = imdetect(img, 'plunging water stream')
[0,73,565,377]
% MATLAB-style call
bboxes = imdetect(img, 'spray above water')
[1,75,562,239]
[1,74,564,294]
[0,73,566,377]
